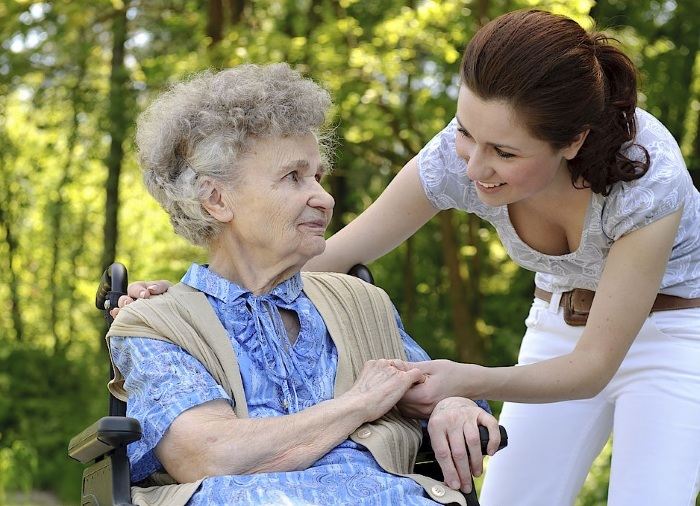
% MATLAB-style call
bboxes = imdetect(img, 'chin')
[296,239,326,264]
[309,242,327,259]
[475,189,514,208]
[476,195,503,207]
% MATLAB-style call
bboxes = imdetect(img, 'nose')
[464,147,492,182]
[309,180,335,215]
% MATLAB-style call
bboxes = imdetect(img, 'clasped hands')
[112,282,501,494]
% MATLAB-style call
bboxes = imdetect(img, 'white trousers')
[479,298,700,506]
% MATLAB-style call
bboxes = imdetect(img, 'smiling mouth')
[478,181,506,188]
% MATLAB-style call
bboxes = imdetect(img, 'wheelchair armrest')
[68,416,142,465]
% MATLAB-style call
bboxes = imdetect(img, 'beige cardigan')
[107,272,466,506]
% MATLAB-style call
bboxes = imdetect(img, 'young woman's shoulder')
[633,109,685,169]
[418,118,461,174]
[628,108,690,189]
[417,118,474,211]
[602,109,694,240]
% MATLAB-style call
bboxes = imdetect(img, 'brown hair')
[461,9,649,195]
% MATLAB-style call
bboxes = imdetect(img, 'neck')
[207,237,301,295]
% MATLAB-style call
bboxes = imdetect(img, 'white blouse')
[418,109,700,298]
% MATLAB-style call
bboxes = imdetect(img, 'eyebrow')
[281,159,327,175]
[454,114,521,152]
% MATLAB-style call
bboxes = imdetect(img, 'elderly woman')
[107,63,498,506]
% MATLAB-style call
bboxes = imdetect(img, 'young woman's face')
[455,85,576,207]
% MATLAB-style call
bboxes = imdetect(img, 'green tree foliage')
[590,0,700,185]
[0,0,697,503]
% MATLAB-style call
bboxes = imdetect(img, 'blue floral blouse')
[110,263,486,505]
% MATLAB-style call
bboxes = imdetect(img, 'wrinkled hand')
[108,280,173,318]
[428,397,500,494]
[395,359,464,419]
[344,359,426,422]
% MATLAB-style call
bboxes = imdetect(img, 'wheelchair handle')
[347,264,375,285]
[96,262,128,311]
[481,424,508,454]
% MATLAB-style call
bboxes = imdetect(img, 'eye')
[495,147,515,159]
[315,169,328,183]
[285,171,299,182]
[457,127,472,139]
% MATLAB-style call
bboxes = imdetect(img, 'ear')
[201,178,234,223]
[562,129,590,160]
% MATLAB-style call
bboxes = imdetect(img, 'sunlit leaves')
[1,0,698,503]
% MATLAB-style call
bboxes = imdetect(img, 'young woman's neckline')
[505,185,593,258]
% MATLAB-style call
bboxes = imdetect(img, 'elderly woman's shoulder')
[301,271,389,299]
[113,283,207,322]
[107,283,214,341]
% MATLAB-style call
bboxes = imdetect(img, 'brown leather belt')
[534,287,700,326]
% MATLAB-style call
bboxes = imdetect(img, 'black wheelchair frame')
[68,262,507,506]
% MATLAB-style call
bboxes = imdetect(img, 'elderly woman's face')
[225,133,334,270]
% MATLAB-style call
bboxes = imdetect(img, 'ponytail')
[569,35,649,194]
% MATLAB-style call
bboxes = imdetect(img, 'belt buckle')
[562,289,589,326]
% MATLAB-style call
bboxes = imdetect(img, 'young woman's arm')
[304,156,439,273]
[400,208,683,412]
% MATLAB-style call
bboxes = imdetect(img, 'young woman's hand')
[109,280,173,318]
[395,359,470,418]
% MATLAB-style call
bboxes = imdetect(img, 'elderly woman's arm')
[155,358,424,483]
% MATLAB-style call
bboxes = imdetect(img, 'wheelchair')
[68,262,507,506]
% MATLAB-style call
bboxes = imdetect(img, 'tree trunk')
[475,0,490,26]
[0,205,23,342]
[463,212,486,364]
[208,0,224,45]
[229,0,247,25]
[439,210,484,364]
[690,103,700,187]
[100,7,129,275]
[50,58,87,351]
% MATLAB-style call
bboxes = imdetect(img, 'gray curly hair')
[135,63,333,247]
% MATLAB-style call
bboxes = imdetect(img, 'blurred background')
[0,0,698,504]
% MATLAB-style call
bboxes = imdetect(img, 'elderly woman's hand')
[343,359,425,422]
[428,397,500,494]
[108,280,173,318]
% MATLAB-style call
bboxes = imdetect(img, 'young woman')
[121,10,700,505]
[306,9,700,506]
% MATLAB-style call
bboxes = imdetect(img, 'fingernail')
[139,290,147,297]
[147,285,159,290]
[450,481,460,490]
